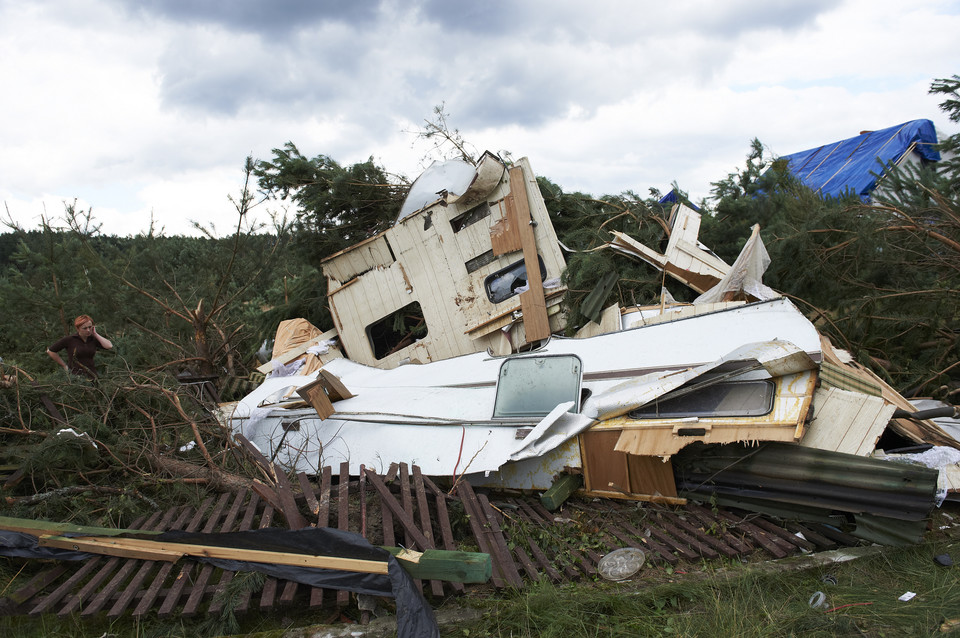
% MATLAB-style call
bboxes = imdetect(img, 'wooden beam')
[0,515,492,584]
[295,378,336,420]
[540,473,583,512]
[317,368,354,401]
[38,534,391,575]
[508,165,551,342]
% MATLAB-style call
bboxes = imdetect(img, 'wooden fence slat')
[29,515,149,616]
[133,499,212,617]
[157,492,231,617]
[81,508,180,616]
[182,490,247,615]
[237,504,273,613]
[336,461,351,608]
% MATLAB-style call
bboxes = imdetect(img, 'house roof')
[780,119,941,200]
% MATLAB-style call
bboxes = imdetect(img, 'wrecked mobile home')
[2,149,958,633]
[231,151,958,544]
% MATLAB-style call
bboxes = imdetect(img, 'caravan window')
[484,256,546,304]
[493,354,582,418]
[628,380,775,419]
[365,302,427,360]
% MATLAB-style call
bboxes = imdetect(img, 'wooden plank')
[298,472,320,517]
[181,490,247,615]
[273,465,308,530]
[133,500,211,617]
[47,514,158,616]
[653,513,720,559]
[616,522,679,565]
[207,492,260,615]
[540,473,583,512]
[296,378,336,420]
[657,510,738,557]
[109,506,193,617]
[412,466,444,597]
[684,504,754,555]
[428,479,465,594]
[398,464,417,550]
[713,510,790,559]
[157,492,232,617]
[2,565,69,612]
[317,368,354,401]
[364,469,433,552]
[234,433,276,480]
[508,166,551,342]
[43,532,394,576]
[642,520,700,561]
[29,514,149,616]
[251,482,285,517]
[80,508,181,616]
[337,461,351,608]
[467,487,523,588]
[396,464,424,594]
[747,516,816,553]
[525,538,565,581]
[30,517,145,616]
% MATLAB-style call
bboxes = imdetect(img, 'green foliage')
[538,177,687,331]
[254,142,407,268]
[702,77,960,396]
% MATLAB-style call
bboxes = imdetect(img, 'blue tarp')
[658,189,700,211]
[780,119,941,201]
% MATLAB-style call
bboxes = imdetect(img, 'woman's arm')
[46,348,69,371]
[93,327,113,350]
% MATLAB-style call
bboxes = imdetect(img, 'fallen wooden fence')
[0,462,862,620]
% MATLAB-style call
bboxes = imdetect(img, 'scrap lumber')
[540,473,583,512]
[0,515,492,584]
[507,165,551,342]
[37,534,392,574]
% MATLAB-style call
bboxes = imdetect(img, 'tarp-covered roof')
[781,119,941,200]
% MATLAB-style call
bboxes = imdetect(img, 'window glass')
[493,355,582,418]
[484,256,546,303]
[628,380,775,419]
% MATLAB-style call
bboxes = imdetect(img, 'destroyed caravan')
[226,151,846,503]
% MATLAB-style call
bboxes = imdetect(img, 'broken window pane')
[365,302,427,360]
[450,202,492,232]
[484,256,546,304]
[628,380,775,419]
[493,354,582,418]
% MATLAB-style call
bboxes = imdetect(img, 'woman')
[46,315,113,379]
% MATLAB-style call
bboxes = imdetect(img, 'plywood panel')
[580,430,678,498]
[580,430,630,494]
[613,423,799,457]
[800,386,893,456]
[627,455,678,498]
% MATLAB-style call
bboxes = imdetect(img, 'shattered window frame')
[493,354,583,419]
[364,301,427,360]
[628,379,776,419]
[484,255,546,304]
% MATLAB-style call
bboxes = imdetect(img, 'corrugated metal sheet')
[673,442,940,545]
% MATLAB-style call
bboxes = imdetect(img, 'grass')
[440,537,960,637]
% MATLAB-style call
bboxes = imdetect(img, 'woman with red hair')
[46,315,113,379]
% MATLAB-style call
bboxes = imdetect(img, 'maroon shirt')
[49,333,105,378]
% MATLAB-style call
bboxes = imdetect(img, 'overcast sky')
[2,0,959,237]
